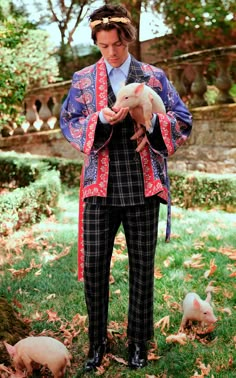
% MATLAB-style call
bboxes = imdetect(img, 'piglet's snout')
[206,313,217,324]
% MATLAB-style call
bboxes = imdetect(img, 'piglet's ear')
[193,298,201,310]
[4,341,16,357]
[134,82,145,96]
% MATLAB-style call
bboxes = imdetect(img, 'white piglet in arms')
[180,292,217,330]
[4,336,71,378]
[114,82,166,130]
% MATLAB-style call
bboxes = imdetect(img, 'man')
[60,4,192,372]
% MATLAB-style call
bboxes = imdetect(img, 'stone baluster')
[215,55,235,104]
[12,122,25,136]
[52,91,64,128]
[25,95,38,133]
[190,63,207,107]
[38,93,52,131]
[171,66,187,99]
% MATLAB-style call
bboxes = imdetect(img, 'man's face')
[96,28,129,68]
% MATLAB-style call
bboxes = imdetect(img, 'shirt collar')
[105,54,131,78]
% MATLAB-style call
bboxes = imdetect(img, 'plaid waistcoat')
[85,75,150,206]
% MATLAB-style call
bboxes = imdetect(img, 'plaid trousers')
[83,199,160,344]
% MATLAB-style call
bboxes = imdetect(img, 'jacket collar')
[126,55,150,85]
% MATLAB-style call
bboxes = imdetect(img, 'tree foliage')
[152,0,236,56]
[0,1,60,130]
[22,0,95,77]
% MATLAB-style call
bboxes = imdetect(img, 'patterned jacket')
[60,55,192,200]
[60,55,192,279]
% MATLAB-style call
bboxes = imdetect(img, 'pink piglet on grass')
[114,82,166,130]
[180,291,217,331]
[4,336,71,377]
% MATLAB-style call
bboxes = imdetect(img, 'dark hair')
[89,5,136,44]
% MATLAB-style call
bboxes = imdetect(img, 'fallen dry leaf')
[196,324,217,335]
[219,245,236,260]
[46,293,56,300]
[194,242,205,250]
[72,313,87,328]
[0,365,26,378]
[204,259,217,278]
[184,273,193,281]
[219,307,232,316]
[8,259,42,278]
[183,253,205,269]
[49,246,71,261]
[163,294,173,302]
[113,289,121,296]
[114,231,126,250]
[95,365,106,375]
[109,274,115,284]
[195,358,211,376]
[154,315,170,335]
[154,268,163,279]
[186,227,194,234]
[147,352,161,361]
[228,355,233,368]
[163,256,174,267]
[107,353,128,366]
[166,332,187,345]
[46,309,61,322]
[222,288,234,298]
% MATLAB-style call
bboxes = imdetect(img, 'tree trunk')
[124,0,142,61]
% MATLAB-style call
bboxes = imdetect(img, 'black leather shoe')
[128,342,147,369]
[84,339,107,372]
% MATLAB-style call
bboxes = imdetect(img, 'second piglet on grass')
[114,82,166,130]
[180,292,217,330]
[4,336,71,378]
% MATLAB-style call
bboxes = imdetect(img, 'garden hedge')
[0,152,235,236]
[0,153,62,236]
[169,170,236,211]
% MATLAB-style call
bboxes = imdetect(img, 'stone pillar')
[190,63,207,107]
[25,96,38,133]
[52,91,64,128]
[171,66,187,98]
[215,55,235,104]
[38,94,52,131]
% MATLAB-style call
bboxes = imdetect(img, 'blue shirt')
[105,54,131,96]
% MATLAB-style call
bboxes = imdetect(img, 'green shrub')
[38,157,82,187]
[0,152,83,187]
[0,154,42,187]
[0,152,234,237]
[0,169,61,236]
[169,170,236,211]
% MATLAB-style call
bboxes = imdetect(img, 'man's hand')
[102,107,129,125]
[130,124,149,152]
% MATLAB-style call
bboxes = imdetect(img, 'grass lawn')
[0,186,236,377]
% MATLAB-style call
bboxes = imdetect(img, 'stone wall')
[0,129,84,161]
[1,103,236,174]
[168,103,236,174]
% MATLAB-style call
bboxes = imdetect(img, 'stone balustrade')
[155,45,236,108]
[1,45,235,138]
[5,80,71,137]
[0,45,236,174]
